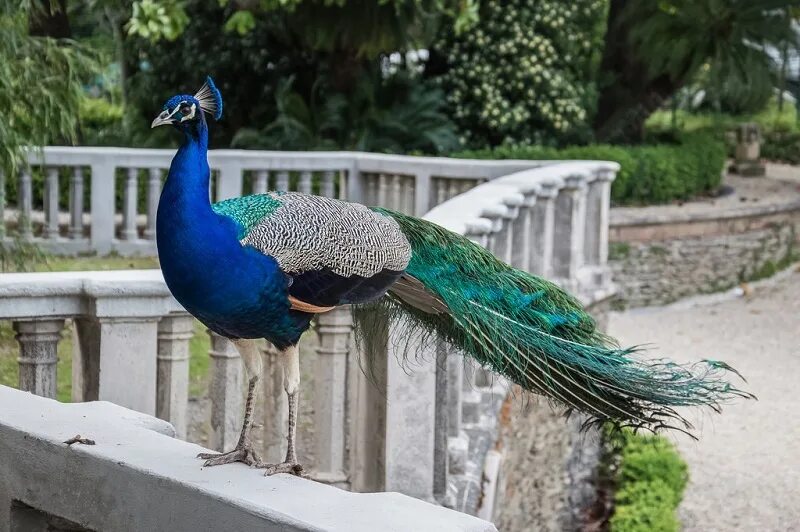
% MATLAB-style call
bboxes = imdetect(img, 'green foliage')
[433,0,605,147]
[0,5,96,176]
[79,96,127,146]
[762,130,800,165]
[232,71,460,153]
[127,0,189,41]
[605,428,688,532]
[456,132,726,205]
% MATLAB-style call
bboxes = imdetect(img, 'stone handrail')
[0,385,496,532]
[0,150,619,523]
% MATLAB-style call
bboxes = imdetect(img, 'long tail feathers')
[359,208,755,433]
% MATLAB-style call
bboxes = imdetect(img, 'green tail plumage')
[364,208,753,432]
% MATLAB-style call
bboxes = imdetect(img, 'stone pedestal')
[735,123,766,177]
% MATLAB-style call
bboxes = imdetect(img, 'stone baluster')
[433,341,457,507]
[481,207,506,260]
[14,319,65,399]
[156,312,194,439]
[44,167,60,240]
[552,174,588,291]
[121,168,138,241]
[313,307,352,488]
[321,170,336,198]
[435,178,448,206]
[582,170,615,287]
[299,171,312,194]
[414,172,432,216]
[364,174,378,205]
[145,168,161,241]
[261,341,287,463]
[510,186,539,270]
[89,161,116,254]
[207,331,243,452]
[69,167,85,239]
[529,179,560,278]
[275,171,290,192]
[0,169,5,239]
[377,173,389,207]
[18,168,33,239]
[391,175,402,210]
[253,170,269,195]
[447,179,460,202]
[402,176,415,214]
[446,350,469,477]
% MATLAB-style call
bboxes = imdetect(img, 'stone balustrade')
[2,147,546,254]
[0,385,496,532]
[0,149,618,524]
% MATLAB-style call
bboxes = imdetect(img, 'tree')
[0,1,95,175]
[431,0,606,147]
[594,0,798,143]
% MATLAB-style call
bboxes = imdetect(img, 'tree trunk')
[28,0,71,38]
[593,0,684,144]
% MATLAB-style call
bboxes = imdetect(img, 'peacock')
[153,77,752,476]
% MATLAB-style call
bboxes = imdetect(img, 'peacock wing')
[212,192,412,309]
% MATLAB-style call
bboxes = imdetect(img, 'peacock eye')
[180,104,192,116]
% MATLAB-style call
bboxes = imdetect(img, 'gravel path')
[608,268,800,532]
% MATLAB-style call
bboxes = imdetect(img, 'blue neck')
[162,121,211,209]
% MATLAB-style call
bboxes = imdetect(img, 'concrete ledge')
[0,385,496,532]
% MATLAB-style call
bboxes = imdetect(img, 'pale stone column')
[552,174,588,290]
[156,313,194,439]
[583,170,614,285]
[529,180,560,278]
[72,317,159,414]
[44,167,60,239]
[208,330,243,452]
[68,167,85,239]
[18,168,33,240]
[313,307,352,488]
[433,341,456,507]
[261,341,287,463]
[14,319,65,399]
[510,189,538,270]
[121,167,139,241]
[145,168,162,241]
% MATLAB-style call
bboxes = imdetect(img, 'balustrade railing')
[0,148,618,522]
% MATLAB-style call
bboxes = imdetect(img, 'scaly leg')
[198,339,264,467]
[263,344,303,476]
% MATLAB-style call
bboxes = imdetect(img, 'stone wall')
[492,298,610,532]
[609,206,800,308]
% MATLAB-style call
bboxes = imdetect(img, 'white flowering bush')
[434,0,605,147]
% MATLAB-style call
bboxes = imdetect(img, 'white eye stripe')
[179,103,197,122]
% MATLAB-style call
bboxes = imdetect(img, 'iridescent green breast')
[212,193,283,239]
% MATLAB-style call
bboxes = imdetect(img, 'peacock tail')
[361,208,754,432]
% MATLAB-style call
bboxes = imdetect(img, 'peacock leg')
[263,344,304,476]
[198,339,264,467]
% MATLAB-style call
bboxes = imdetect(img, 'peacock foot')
[197,438,263,467]
[261,461,305,477]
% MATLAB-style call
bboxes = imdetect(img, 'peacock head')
[151,76,223,133]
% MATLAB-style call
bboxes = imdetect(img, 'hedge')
[605,429,689,532]
[455,132,727,205]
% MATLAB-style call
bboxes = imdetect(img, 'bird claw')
[261,461,305,477]
[197,439,262,467]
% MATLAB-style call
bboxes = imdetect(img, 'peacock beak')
[151,110,173,128]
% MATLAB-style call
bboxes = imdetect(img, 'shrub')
[432,0,606,147]
[455,132,726,205]
[605,428,689,532]
[761,129,800,165]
